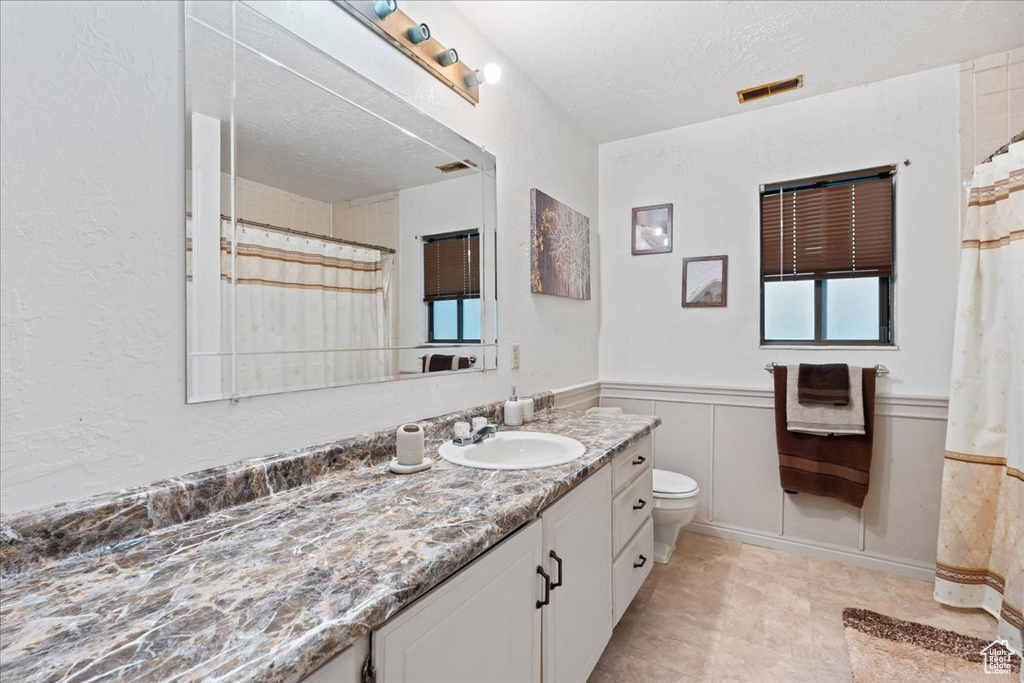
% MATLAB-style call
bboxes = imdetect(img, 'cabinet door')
[541,466,613,683]
[301,636,368,683]
[373,520,543,683]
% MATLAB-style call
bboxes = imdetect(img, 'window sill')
[759,344,900,351]
[418,342,484,348]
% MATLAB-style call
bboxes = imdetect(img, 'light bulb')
[483,63,502,84]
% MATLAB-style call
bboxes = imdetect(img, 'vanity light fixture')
[437,47,459,67]
[483,63,502,84]
[464,63,501,88]
[372,0,397,19]
[335,1,481,105]
[407,23,430,44]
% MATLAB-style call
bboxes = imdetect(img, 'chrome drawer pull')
[632,454,646,465]
[634,554,648,568]
[633,498,647,510]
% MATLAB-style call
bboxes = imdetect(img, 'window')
[760,166,894,345]
[423,230,480,343]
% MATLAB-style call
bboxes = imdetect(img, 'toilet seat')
[652,469,699,500]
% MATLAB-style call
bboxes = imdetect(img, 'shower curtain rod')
[186,211,396,253]
[982,129,1023,164]
[764,362,889,376]
[223,214,397,254]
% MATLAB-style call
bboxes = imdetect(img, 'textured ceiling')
[451,0,1024,142]
[185,15,483,203]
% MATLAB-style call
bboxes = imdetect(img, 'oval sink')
[438,431,586,470]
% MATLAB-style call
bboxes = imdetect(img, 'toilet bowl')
[651,469,700,564]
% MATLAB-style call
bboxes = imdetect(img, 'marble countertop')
[0,409,658,683]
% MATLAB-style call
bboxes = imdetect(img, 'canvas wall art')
[530,188,591,300]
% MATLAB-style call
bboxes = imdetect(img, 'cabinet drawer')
[612,517,654,624]
[612,436,652,494]
[612,466,653,556]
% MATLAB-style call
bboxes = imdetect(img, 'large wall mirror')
[184,1,497,402]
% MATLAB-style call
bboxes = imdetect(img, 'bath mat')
[842,608,1020,681]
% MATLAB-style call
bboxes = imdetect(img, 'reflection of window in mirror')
[422,231,481,343]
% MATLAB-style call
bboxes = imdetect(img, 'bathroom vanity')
[0,403,659,683]
[309,435,653,683]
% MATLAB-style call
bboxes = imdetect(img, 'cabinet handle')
[633,498,647,510]
[549,550,564,590]
[633,554,648,569]
[632,454,646,466]
[536,566,551,608]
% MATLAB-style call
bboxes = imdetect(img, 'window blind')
[423,231,480,301]
[761,166,893,281]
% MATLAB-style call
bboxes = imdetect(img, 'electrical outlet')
[511,343,520,369]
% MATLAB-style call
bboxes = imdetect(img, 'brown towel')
[775,366,876,507]
[798,363,850,405]
[422,355,473,373]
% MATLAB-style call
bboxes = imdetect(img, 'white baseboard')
[686,521,936,582]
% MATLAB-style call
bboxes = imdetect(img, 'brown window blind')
[423,231,480,301]
[761,166,893,280]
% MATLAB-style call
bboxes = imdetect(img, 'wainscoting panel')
[782,490,861,549]
[711,405,782,534]
[653,402,712,522]
[599,380,949,579]
[601,397,654,416]
[552,381,601,411]
[862,414,946,564]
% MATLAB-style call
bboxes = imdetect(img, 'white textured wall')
[599,66,960,398]
[597,67,961,572]
[0,0,599,513]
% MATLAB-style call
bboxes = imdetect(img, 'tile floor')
[589,532,998,682]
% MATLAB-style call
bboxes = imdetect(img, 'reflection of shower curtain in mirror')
[229,221,389,394]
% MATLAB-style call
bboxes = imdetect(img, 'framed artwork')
[530,188,591,300]
[631,203,673,255]
[682,255,728,307]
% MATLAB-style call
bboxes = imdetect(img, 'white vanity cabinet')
[610,436,654,625]
[359,438,652,683]
[373,520,545,683]
[540,466,612,683]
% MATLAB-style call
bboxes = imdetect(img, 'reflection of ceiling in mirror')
[185,22,480,203]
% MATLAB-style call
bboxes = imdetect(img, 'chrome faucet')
[452,423,497,447]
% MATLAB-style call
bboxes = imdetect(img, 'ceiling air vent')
[436,159,478,173]
[737,75,803,104]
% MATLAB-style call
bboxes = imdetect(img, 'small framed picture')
[631,203,673,255]
[682,255,728,307]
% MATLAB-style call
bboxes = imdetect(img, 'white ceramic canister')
[519,397,534,423]
[396,423,425,466]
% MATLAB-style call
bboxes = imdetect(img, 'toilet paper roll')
[396,424,425,466]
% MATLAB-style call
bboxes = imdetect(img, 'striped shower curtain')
[229,221,389,395]
[934,142,1023,655]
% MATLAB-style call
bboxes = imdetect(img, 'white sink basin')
[438,431,586,470]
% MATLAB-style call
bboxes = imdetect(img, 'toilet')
[651,469,700,564]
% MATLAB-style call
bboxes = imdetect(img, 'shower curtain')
[229,221,389,395]
[934,142,1023,655]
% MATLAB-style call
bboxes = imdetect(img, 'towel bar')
[764,362,889,376]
